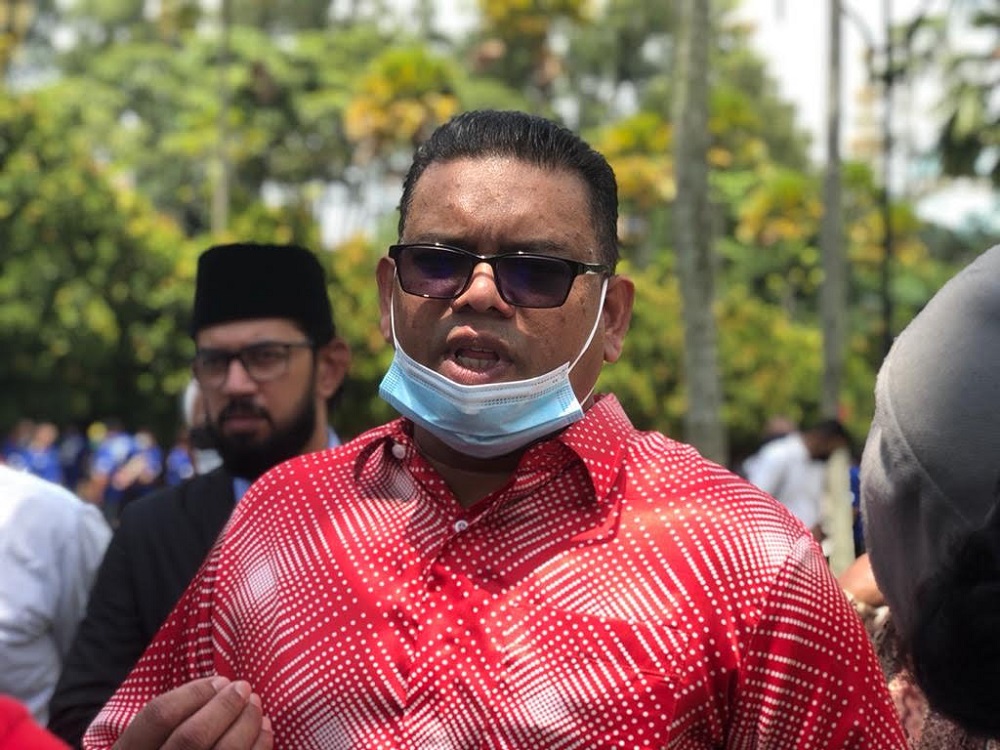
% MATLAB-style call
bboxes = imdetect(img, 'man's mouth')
[219,402,270,430]
[454,348,499,372]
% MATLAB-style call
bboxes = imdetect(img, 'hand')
[112,676,273,750]
[837,553,886,608]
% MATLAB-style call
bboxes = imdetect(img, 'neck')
[414,426,521,507]
[305,419,331,454]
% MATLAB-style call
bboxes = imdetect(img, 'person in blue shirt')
[22,423,63,485]
[163,427,195,487]
[87,420,136,524]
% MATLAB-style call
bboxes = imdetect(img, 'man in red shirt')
[85,110,905,749]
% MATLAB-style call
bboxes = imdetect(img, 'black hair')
[808,418,851,442]
[803,418,854,460]
[909,499,1000,738]
[398,110,620,269]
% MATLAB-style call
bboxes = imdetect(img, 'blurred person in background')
[0,417,35,469]
[58,424,91,494]
[0,464,110,727]
[163,425,194,487]
[744,418,852,540]
[182,377,222,475]
[48,242,351,748]
[22,421,64,485]
[84,419,136,525]
[111,427,164,511]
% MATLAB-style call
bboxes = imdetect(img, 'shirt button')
[391,442,406,459]
[454,519,469,533]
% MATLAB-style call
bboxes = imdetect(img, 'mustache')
[218,399,271,423]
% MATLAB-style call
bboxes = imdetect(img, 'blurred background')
[1,0,996,474]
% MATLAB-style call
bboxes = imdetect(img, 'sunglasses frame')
[388,242,611,309]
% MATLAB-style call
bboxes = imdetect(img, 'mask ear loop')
[568,278,609,405]
[388,279,407,352]
[392,273,608,389]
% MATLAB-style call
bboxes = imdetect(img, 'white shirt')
[744,433,826,529]
[0,465,111,724]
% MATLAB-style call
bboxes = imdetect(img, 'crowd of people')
[0,411,213,526]
[0,110,997,750]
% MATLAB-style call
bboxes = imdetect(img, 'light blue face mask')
[379,281,608,459]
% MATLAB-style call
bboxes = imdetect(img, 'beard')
[206,379,318,481]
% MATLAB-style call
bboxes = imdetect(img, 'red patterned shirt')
[85,396,905,749]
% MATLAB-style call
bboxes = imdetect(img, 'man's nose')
[452,262,513,314]
[221,357,257,392]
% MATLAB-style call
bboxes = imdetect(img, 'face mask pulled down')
[379,281,608,459]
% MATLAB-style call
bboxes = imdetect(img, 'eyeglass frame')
[387,242,613,309]
[191,340,314,388]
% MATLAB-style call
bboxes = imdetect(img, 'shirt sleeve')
[727,535,906,749]
[48,516,148,747]
[79,548,221,750]
[52,504,111,659]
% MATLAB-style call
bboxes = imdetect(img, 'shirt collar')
[555,394,633,501]
[370,393,634,509]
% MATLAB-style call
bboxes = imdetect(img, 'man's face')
[377,156,633,410]
[194,318,320,480]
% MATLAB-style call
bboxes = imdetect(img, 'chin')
[221,430,268,448]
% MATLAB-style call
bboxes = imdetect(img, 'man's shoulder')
[0,464,89,516]
[620,435,805,530]
[117,468,233,526]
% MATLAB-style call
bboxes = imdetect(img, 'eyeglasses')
[388,243,612,309]
[192,341,313,388]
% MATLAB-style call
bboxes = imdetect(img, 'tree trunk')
[820,0,846,418]
[672,0,728,465]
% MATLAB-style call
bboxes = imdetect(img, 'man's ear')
[315,337,351,400]
[602,275,635,363]
[376,257,396,344]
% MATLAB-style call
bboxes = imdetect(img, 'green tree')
[0,88,195,437]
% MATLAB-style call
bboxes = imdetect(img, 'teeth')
[455,354,494,371]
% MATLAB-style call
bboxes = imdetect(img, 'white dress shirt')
[0,465,111,723]
[744,432,826,529]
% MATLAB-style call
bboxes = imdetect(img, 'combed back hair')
[909,501,1000,738]
[398,110,620,269]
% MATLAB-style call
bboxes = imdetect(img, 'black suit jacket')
[48,468,235,747]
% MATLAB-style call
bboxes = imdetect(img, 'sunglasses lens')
[497,256,573,308]
[398,246,471,298]
[392,245,579,308]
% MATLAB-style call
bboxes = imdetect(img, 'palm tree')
[672,0,728,464]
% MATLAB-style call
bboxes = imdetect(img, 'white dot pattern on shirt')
[87,396,905,750]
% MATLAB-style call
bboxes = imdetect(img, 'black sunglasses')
[388,243,611,309]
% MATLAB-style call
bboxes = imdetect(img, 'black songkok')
[190,242,335,344]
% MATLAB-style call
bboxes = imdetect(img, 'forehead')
[404,157,597,252]
[195,318,304,348]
